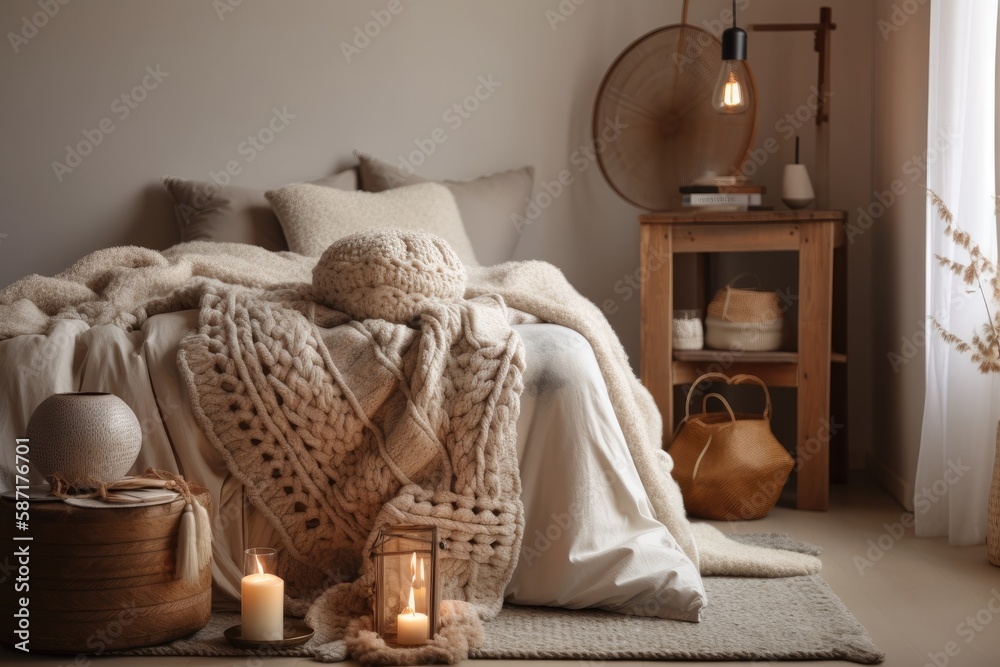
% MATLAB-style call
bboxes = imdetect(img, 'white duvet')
[0,314,705,621]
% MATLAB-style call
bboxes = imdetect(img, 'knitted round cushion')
[313,228,467,323]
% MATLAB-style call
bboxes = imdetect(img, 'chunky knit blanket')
[177,270,526,618]
[0,236,821,662]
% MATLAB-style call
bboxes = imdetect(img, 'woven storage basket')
[989,422,1000,567]
[669,372,794,520]
[705,274,784,352]
[704,316,782,351]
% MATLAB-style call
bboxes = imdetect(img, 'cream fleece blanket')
[0,242,820,583]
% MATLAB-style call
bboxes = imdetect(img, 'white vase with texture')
[26,392,142,489]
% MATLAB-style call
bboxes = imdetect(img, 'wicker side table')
[0,489,211,653]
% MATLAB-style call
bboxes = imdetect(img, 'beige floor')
[6,475,1000,666]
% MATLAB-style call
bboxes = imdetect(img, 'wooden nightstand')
[0,489,212,652]
[639,209,847,511]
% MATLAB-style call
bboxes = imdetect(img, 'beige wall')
[869,0,930,510]
[0,0,878,466]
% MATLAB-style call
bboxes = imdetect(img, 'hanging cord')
[49,468,212,583]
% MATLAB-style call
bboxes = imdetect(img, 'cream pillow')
[266,182,480,266]
[357,153,533,266]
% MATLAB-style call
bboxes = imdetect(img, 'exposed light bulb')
[713,61,751,114]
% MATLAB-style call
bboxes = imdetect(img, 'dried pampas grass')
[929,191,1000,374]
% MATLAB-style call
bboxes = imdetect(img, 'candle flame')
[407,585,416,616]
[255,554,265,576]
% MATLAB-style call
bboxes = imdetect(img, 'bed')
[0,157,815,646]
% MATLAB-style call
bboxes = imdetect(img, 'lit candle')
[396,585,429,645]
[411,553,427,614]
[241,554,284,641]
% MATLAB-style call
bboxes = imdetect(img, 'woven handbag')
[705,273,784,351]
[669,372,794,520]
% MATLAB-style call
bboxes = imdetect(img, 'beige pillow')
[357,153,533,266]
[266,182,480,266]
[162,170,358,251]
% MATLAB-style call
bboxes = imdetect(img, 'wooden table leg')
[796,221,834,510]
[640,225,674,446]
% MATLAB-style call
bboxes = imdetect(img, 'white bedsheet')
[509,325,704,620]
[0,314,704,621]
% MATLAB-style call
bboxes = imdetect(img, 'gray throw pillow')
[162,169,358,251]
[356,153,533,266]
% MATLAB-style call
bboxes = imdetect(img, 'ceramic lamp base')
[782,164,815,211]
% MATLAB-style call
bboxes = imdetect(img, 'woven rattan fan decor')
[594,25,758,211]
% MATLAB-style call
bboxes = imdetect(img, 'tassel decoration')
[176,503,199,583]
[175,498,213,583]
[194,497,213,574]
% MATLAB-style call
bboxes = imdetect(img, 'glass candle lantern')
[242,547,284,642]
[371,525,440,646]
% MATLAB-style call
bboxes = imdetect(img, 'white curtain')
[917,0,1000,544]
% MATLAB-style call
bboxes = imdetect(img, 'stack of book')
[680,184,766,211]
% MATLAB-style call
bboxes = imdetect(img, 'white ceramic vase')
[782,164,815,209]
[26,392,142,488]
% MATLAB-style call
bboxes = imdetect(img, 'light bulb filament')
[723,72,743,107]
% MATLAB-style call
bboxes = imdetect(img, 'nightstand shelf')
[671,350,846,391]
[639,209,848,511]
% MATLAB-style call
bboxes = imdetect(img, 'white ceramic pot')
[782,164,815,209]
[26,392,142,488]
